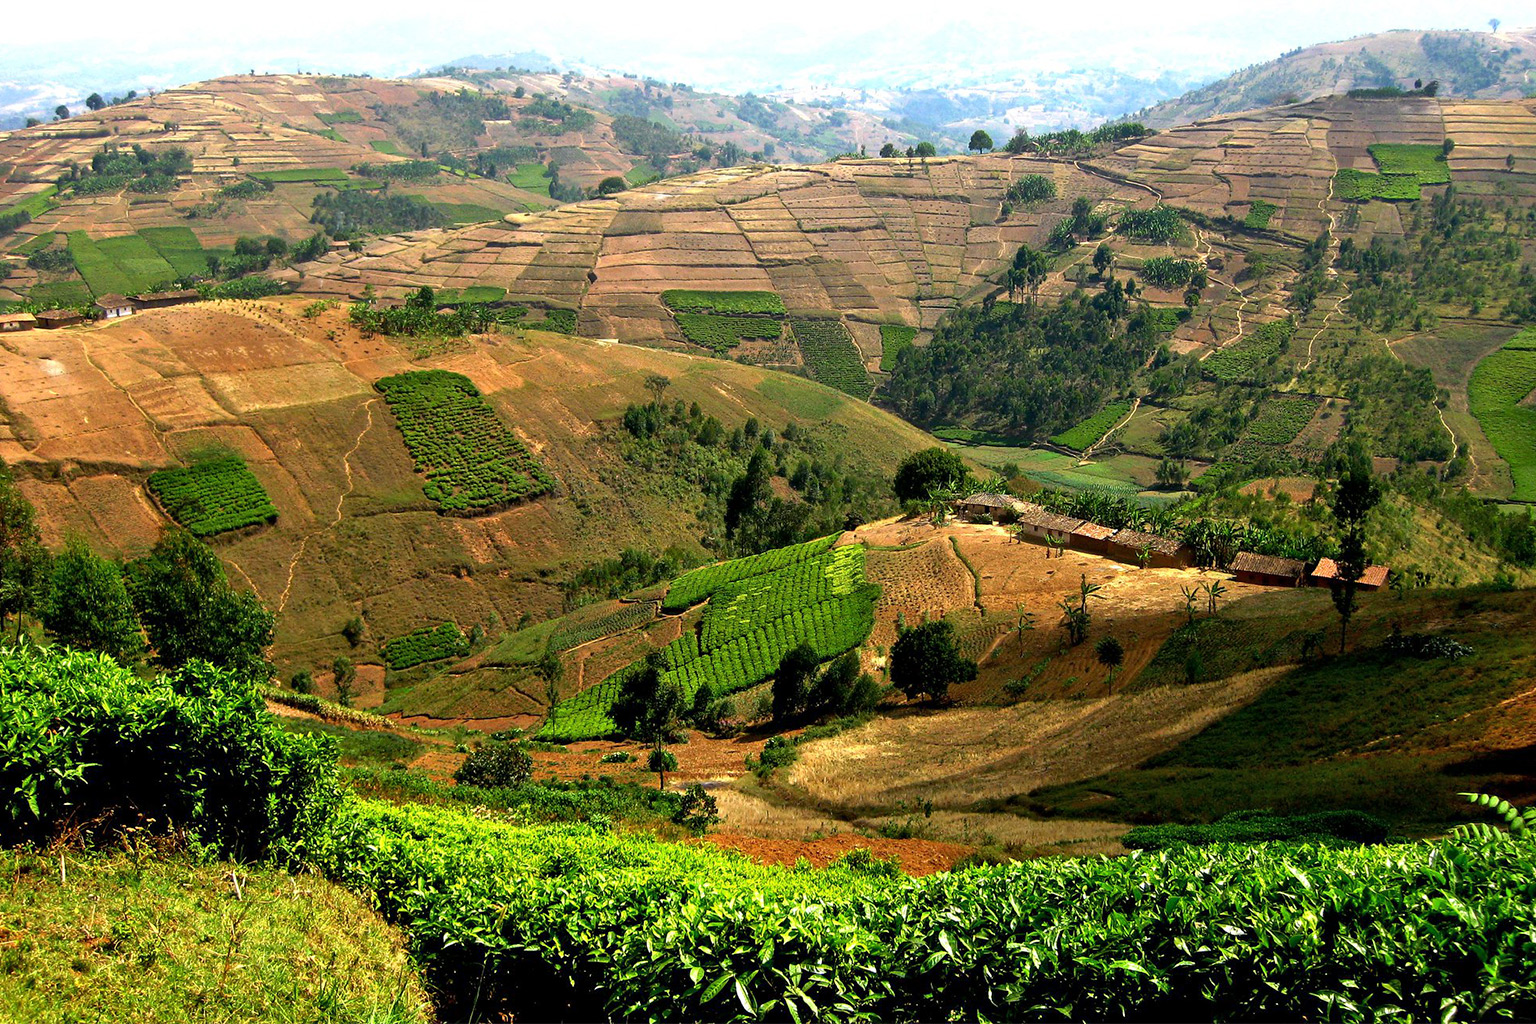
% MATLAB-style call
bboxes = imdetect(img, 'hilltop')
[1138,28,1536,127]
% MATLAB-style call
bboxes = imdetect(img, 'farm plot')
[664,534,839,612]
[1243,201,1278,230]
[1050,401,1132,451]
[1367,144,1451,186]
[675,313,783,353]
[383,623,469,670]
[374,370,556,514]
[250,168,351,184]
[1468,330,1536,501]
[540,540,878,742]
[66,232,135,296]
[549,601,659,652]
[1203,319,1296,383]
[879,324,917,370]
[146,454,277,537]
[791,319,871,398]
[138,227,214,279]
[1225,395,1322,465]
[660,290,787,315]
[1333,169,1421,202]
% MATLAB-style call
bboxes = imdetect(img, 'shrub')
[454,743,533,788]
[0,647,337,861]
[671,783,719,834]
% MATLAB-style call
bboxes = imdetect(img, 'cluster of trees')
[882,287,1159,441]
[348,286,520,338]
[611,115,686,171]
[310,189,447,239]
[0,471,273,682]
[520,96,595,134]
[56,143,191,195]
[618,387,897,557]
[878,142,937,159]
[1003,122,1150,156]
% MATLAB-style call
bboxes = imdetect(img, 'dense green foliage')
[310,189,447,239]
[125,531,274,682]
[375,370,556,513]
[1123,810,1390,849]
[351,160,442,182]
[1138,256,1198,289]
[146,454,277,536]
[1004,174,1057,205]
[893,447,969,502]
[383,622,470,670]
[541,539,877,740]
[1202,317,1297,384]
[453,743,532,788]
[891,619,977,701]
[1468,329,1536,501]
[1117,204,1186,243]
[1334,168,1422,202]
[1050,401,1132,451]
[878,324,917,371]
[660,290,786,315]
[791,319,871,398]
[0,646,336,861]
[675,312,782,352]
[1367,144,1451,185]
[41,540,141,662]
[885,294,1159,440]
[324,798,1536,1022]
[59,143,190,197]
[1243,200,1278,230]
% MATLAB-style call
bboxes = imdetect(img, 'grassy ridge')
[0,848,431,1024]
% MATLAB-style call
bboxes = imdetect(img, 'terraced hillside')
[0,297,935,676]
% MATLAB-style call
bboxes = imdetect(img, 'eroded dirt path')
[277,397,377,613]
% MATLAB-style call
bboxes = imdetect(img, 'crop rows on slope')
[549,602,659,652]
[879,324,917,370]
[1367,144,1451,185]
[539,540,876,742]
[1334,169,1422,202]
[326,798,1536,1024]
[1469,333,1536,500]
[663,534,838,612]
[1203,318,1296,383]
[375,370,555,514]
[659,290,787,315]
[383,623,470,670]
[1050,401,1132,451]
[1243,200,1278,230]
[791,319,872,398]
[674,313,783,352]
[1224,395,1322,464]
[146,455,277,537]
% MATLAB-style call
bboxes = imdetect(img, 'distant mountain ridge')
[1136,28,1536,127]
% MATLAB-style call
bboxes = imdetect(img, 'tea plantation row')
[324,798,1536,1023]
[147,455,277,537]
[375,370,556,513]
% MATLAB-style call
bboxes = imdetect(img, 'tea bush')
[0,646,337,862]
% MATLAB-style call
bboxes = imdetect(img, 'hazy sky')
[1,0,1522,94]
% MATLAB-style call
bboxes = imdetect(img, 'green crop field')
[674,312,782,352]
[1050,401,1132,451]
[431,202,509,225]
[250,168,351,184]
[375,370,556,513]
[13,231,55,255]
[1224,395,1321,464]
[791,319,871,398]
[0,185,59,225]
[435,285,508,305]
[146,455,278,537]
[318,111,363,125]
[137,226,210,279]
[383,623,469,670]
[66,232,135,296]
[549,602,659,652]
[539,539,877,741]
[29,280,92,307]
[879,324,917,370]
[1334,168,1422,202]
[1244,200,1278,230]
[624,163,660,187]
[660,290,787,315]
[508,163,552,196]
[1468,329,1536,500]
[1368,144,1451,185]
[96,235,178,292]
[931,426,1023,446]
[369,140,407,155]
[1203,318,1296,383]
